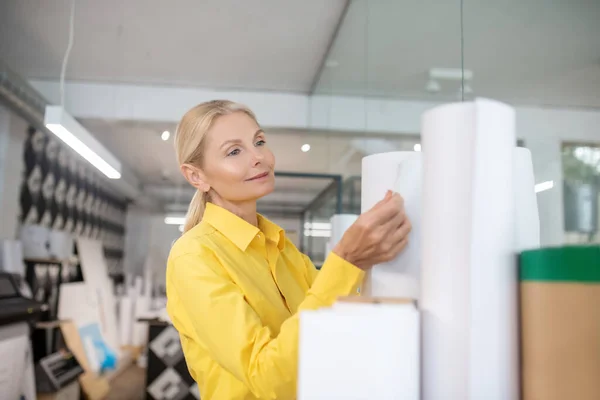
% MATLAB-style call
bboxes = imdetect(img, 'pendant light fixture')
[45,106,122,179]
[44,0,122,179]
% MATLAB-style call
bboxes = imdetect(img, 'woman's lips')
[246,172,269,181]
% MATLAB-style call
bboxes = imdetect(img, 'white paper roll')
[514,148,540,251]
[0,240,25,276]
[133,295,152,346]
[421,99,517,400]
[119,296,134,347]
[329,214,358,248]
[324,241,332,260]
[361,152,422,299]
[77,238,121,355]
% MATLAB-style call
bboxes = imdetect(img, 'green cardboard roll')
[520,245,600,282]
[519,245,600,400]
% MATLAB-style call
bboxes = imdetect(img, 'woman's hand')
[333,190,411,270]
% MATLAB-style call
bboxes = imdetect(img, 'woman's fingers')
[378,220,412,262]
[335,191,410,270]
[370,193,404,225]
[380,207,407,234]
[379,237,409,263]
[393,219,412,243]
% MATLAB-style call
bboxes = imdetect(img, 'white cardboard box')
[298,298,419,400]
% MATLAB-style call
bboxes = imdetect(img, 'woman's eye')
[227,148,241,156]
[256,140,266,146]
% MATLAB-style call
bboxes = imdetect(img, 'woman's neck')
[211,196,258,227]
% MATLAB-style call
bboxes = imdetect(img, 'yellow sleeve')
[167,249,363,399]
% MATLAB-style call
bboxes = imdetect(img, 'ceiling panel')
[0,0,347,92]
[314,0,600,108]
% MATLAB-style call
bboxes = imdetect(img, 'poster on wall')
[18,127,127,274]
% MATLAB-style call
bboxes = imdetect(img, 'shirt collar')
[203,202,285,252]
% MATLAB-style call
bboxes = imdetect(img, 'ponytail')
[184,190,208,233]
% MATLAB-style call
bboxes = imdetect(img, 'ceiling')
[2,0,598,212]
[0,0,345,92]
[1,0,598,108]
[314,0,600,108]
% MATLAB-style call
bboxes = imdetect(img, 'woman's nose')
[251,148,265,164]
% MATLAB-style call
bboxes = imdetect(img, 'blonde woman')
[167,100,411,399]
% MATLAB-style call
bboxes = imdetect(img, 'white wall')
[0,106,27,240]
[124,208,181,284]
[516,107,600,246]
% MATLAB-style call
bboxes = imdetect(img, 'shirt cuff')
[309,252,365,304]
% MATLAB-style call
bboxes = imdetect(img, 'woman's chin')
[254,181,275,199]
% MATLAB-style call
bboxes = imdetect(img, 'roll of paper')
[119,296,134,347]
[324,241,332,260]
[0,240,25,276]
[420,99,517,400]
[329,214,358,248]
[514,148,540,251]
[133,295,152,346]
[77,238,121,355]
[361,152,422,299]
[520,246,600,400]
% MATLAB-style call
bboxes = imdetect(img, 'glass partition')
[309,0,600,247]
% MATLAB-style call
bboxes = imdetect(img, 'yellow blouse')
[166,202,364,400]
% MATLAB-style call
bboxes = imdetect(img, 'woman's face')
[199,111,276,203]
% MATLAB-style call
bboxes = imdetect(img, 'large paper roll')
[119,296,134,347]
[514,148,540,251]
[361,152,422,299]
[327,214,358,253]
[421,99,517,400]
[77,238,121,355]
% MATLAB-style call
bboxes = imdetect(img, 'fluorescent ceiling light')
[44,106,122,179]
[535,180,554,193]
[165,215,186,225]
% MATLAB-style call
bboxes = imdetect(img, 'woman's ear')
[181,164,210,193]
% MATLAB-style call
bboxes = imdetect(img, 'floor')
[105,365,146,400]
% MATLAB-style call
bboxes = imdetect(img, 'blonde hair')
[175,100,258,233]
